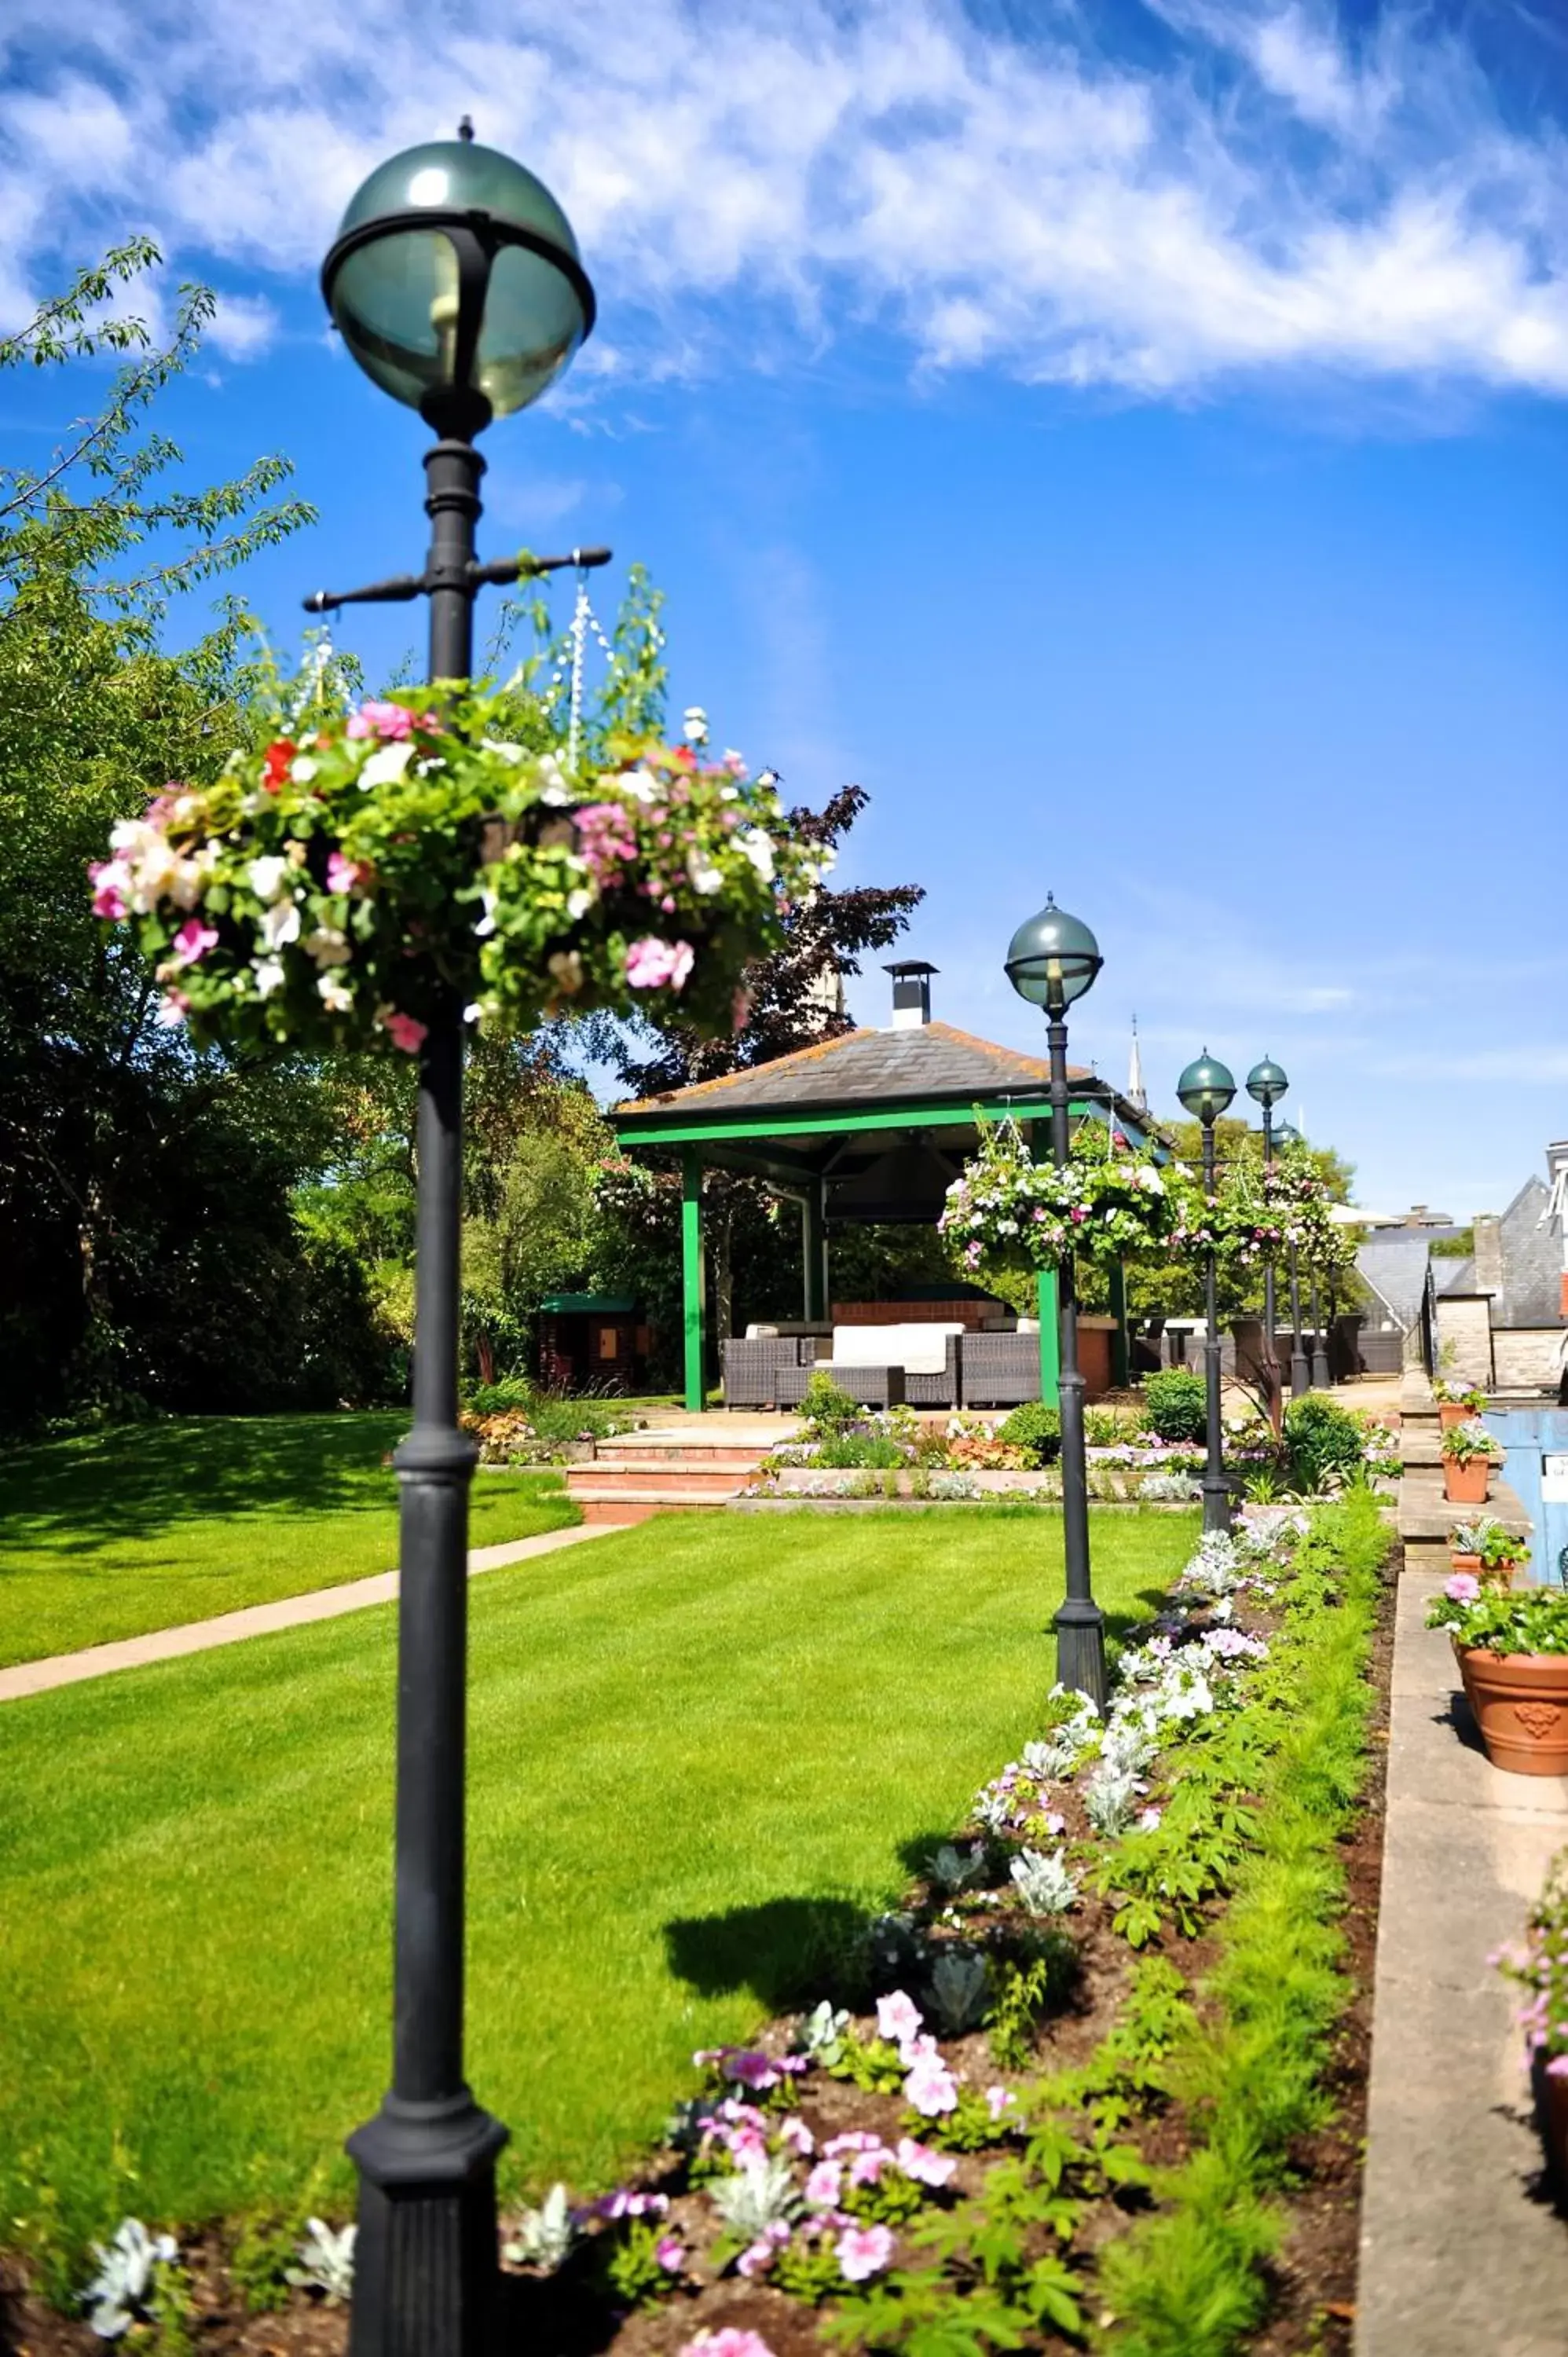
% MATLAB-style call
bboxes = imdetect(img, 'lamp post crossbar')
[304,543,610,615]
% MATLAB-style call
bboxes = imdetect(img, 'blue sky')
[3,0,1568,1215]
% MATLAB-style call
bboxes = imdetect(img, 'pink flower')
[154,988,191,1028]
[1445,1571,1481,1603]
[625,937,696,992]
[984,2086,1017,2122]
[346,699,428,741]
[896,2138,956,2187]
[327,850,371,895]
[778,2115,815,2157]
[1546,2055,1568,2079]
[848,2146,892,2187]
[903,2047,958,2117]
[835,2223,895,2283]
[804,2160,844,2210]
[384,1012,427,1056]
[655,2234,685,2273]
[89,860,129,919]
[172,918,219,967]
[736,2220,791,2277]
[877,1990,925,2058]
[680,2333,777,2357]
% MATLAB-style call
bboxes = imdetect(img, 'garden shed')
[536,1292,647,1395]
[610,964,1158,1410]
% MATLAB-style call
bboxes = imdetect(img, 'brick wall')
[1494,1328,1568,1392]
[1434,1295,1494,1387]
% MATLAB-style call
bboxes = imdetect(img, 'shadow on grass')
[664,1895,872,2016]
[0,1412,413,1556]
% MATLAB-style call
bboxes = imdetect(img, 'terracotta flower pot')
[1439,1402,1472,1431]
[1454,1643,1568,1776]
[1444,1457,1491,1504]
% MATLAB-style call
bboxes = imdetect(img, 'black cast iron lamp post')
[1244,1058,1288,1433]
[1178,1050,1236,1536]
[1006,893,1106,1710]
[310,123,596,2357]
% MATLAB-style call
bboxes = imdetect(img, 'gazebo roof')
[610,1018,1160,1203]
[615,1021,1087,1120]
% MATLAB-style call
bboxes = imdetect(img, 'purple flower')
[1445,1571,1481,1603]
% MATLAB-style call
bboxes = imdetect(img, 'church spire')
[1127,1014,1147,1113]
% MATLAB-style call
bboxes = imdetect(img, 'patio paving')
[1357,1378,1568,2355]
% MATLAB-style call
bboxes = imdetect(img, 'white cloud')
[203,291,277,359]
[2,1,1568,401]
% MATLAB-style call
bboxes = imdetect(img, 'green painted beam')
[1036,1269,1061,1409]
[681,1149,706,1414]
[803,1182,827,1321]
[614,1098,1097,1148]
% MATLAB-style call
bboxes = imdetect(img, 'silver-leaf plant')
[1009,1846,1079,1917]
[927,1948,991,2036]
[502,2183,576,2273]
[709,2154,800,2240]
[80,2220,178,2340]
[929,1841,988,1892]
[286,2218,357,2305]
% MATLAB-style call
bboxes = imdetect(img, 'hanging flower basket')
[939,1118,1172,1278]
[88,691,825,1054]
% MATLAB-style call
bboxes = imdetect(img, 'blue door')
[1483,1409,1568,1588]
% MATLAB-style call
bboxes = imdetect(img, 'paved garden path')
[1357,1384,1568,2355]
[0,1523,612,1705]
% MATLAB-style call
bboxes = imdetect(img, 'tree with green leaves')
[0,243,397,1420]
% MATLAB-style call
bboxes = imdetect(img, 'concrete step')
[1396,1464,1531,1543]
[567,1485,737,1516]
[576,1500,663,1527]
[567,1462,752,1497]
[609,1439,777,1466]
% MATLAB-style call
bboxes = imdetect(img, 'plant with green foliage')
[941,1119,1174,1280]
[1281,1395,1365,1494]
[996,1400,1062,1465]
[1427,1582,1568,1655]
[1496,1845,1568,2074]
[1441,1416,1500,1463]
[1141,1369,1207,1444]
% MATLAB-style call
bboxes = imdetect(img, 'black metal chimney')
[885,959,937,1029]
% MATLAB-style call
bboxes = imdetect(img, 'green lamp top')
[1245,1056,1289,1107]
[325,130,592,422]
[1004,894,1102,1010]
[1177,1049,1236,1120]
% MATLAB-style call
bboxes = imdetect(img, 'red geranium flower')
[262,739,297,793]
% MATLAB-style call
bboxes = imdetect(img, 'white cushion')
[830,1322,962,1376]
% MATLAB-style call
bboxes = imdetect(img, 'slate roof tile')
[615,1021,1093,1117]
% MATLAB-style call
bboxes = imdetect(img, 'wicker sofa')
[959,1331,1041,1407]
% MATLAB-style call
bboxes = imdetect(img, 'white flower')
[687,850,724,895]
[358,741,416,789]
[474,890,497,940]
[683,704,709,745]
[536,753,571,806]
[253,957,286,998]
[735,827,775,882]
[290,755,319,783]
[317,973,354,1014]
[479,736,525,764]
[247,855,289,900]
[262,900,302,950]
[619,766,661,805]
[566,888,595,922]
[303,926,351,967]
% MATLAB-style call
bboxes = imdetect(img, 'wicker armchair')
[903,1332,962,1410]
[721,1336,804,1409]
[777,1359,906,1410]
[960,1332,1040,1407]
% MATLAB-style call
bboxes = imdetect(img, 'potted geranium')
[1440,1416,1500,1505]
[1449,1516,1531,1588]
[1427,1581,1568,1775]
[1497,1848,1568,2189]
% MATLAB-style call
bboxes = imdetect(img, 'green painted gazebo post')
[1108,1262,1130,1388]
[803,1182,828,1321]
[681,1149,707,1413]
[1035,1270,1061,1407]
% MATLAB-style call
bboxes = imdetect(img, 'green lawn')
[0,1414,576,1668]
[0,1505,1195,2253]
